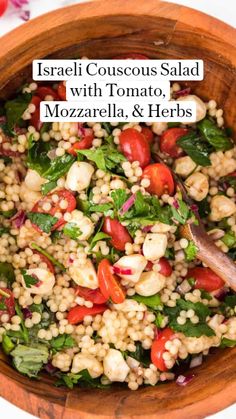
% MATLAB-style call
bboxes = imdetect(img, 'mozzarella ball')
[142,233,167,261]
[210,195,236,221]
[177,94,207,123]
[21,268,55,295]
[68,210,94,241]
[65,161,94,192]
[185,172,209,201]
[25,169,46,192]
[71,353,103,378]
[174,156,197,178]
[69,259,98,289]
[103,349,130,382]
[135,271,166,296]
[113,254,147,283]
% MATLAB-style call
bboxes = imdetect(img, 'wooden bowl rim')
[0,1,236,418]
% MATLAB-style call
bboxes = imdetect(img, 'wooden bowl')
[0,1,236,417]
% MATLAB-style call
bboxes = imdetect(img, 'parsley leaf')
[184,241,198,261]
[0,301,7,310]
[89,232,111,250]
[50,334,75,354]
[220,337,236,348]
[55,369,109,389]
[21,269,39,288]
[41,180,57,196]
[63,222,82,240]
[77,146,126,173]
[124,343,150,367]
[0,226,10,236]
[27,212,58,234]
[0,262,15,286]
[11,343,49,378]
[171,199,190,224]
[219,174,236,192]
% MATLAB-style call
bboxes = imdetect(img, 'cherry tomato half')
[0,0,8,17]
[32,189,76,232]
[158,257,172,277]
[33,250,55,274]
[57,81,67,100]
[67,304,107,325]
[75,286,108,304]
[186,267,225,292]
[113,53,149,59]
[68,127,94,156]
[30,95,43,131]
[142,163,175,197]
[98,259,126,304]
[141,126,154,144]
[36,86,59,101]
[102,217,132,251]
[0,288,15,320]
[151,327,174,371]
[119,128,151,168]
[159,128,188,158]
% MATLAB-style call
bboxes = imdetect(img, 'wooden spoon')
[154,154,236,291]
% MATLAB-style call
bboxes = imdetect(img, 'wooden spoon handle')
[180,223,236,291]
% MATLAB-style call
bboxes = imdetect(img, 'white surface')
[0,0,235,418]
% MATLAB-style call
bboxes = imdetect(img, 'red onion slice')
[22,307,33,319]
[142,225,153,233]
[190,355,203,368]
[173,87,191,98]
[10,210,26,228]
[176,374,195,386]
[119,194,136,215]
[113,266,133,275]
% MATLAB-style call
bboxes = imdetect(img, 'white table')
[0,0,235,417]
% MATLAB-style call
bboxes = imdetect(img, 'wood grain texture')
[0,1,236,417]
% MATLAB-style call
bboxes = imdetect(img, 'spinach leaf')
[43,154,75,181]
[220,337,236,348]
[228,248,236,261]
[197,119,233,151]
[197,197,210,218]
[184,241,198,261]
[171,199,191,225]
[177,132,212,166]
[125,343,150,367]
[27,212,58,234]
[30,242,65,271]
[27,141,52,175]
[89,232,111,250]
[224,295,236,308]
[219,174,236,192]
[63,222,82,240]
[0,262,15,286]
[21,269,39,288]
[50,334,75,354]
[88,202,113,215]
[55,369,109,389]
[77,146,126,173]
[102,122,112,134]
[131,294,162,310]
[11,343,49,378]
[41,180,57,196]
[77,148,106,170]
[5,94,31,129]
[1,208,17,219]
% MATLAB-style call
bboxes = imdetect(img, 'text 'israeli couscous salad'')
[0,54,236,390]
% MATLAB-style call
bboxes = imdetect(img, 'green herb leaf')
[0,262,15,286]
[14,303,29,344]
[125,343,150,367]
[88,202,113,214]
[224,295,236,308]
[184,241,198,261]
[11,344,49,378]
[21,269,39,288]
[1,208,17,219]
[89,232,111,250]
[219,174,236,192]
[43,154,75,181]
[0,301,7,310]
[5,94,31,129]
[50,334,75,353]
[55,369,109,389]
[169,320,215,337]
[222,231,236,248]
[197,197,210,218]
[0,226,10,236]
[27,212,58,234]
[27,141,52,175]
[63,222,82,240]
[177,132,212,166]
[77,148,106,170]
[2,334,15,354]
[77,146,126,173]
[220,337,236,348]
[131,293,162,310]
[30,242,65,271]
[171,199,190,225]
[41,180,57,196]
[197,118,233,151]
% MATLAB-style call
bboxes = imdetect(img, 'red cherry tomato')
[32,189,76,232]
[57,81,67,100]
[141,126,154,144]
[0,0,8,17]
[119,128,151,168]
[36,86,59,101]
[0,288,15,320]
[142,163,175,197]
[98,259,126,304]
[30,107,43,131]
[102,217,132,251]
[151,328,174,371]
[113,53,149,59]
[33,250,55,274]
[75,286,108,304]
[158,257,172,277]
[186,267,225,292]
[67,304,107,325]
[30,95,41,108]
[160,128,188,158]
[68,127,94,156]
